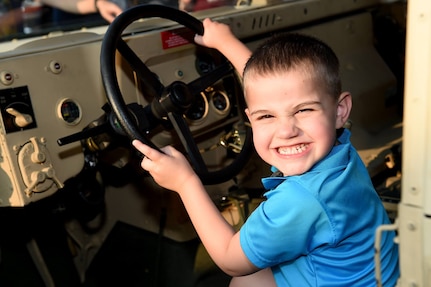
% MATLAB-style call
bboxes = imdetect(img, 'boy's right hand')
[132,140,200,193]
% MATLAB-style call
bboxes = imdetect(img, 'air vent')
[251,13,280,31]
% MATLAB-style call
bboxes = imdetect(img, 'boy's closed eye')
[295,108,314,114]
[293,102,322,115]
[257,114,274,120]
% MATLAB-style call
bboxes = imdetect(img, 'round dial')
[185,92,208,121]
[57,98,82,125]
[211,91,230,114]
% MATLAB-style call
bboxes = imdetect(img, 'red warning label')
[161,27,194,50]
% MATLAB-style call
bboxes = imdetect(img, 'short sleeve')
[239,180,334,269]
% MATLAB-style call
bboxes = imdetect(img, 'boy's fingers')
[194,34,202,45]
[202,17,213,24]
[132,139,144,151]
[132,140,159,161]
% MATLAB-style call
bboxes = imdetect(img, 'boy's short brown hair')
[243,33,342,101]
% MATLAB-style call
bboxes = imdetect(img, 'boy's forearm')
[177,176,248,274]
[224,40,252,77]
[217,37,252,76]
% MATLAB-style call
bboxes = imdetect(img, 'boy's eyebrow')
[248,109,270,116]
[249,101,322,116]
[294,101,322,109]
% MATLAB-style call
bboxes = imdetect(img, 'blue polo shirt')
[240,129,399,286]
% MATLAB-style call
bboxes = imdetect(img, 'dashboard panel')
[0,33,105,206]
[0,0,399,207]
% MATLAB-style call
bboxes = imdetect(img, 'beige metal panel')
[402,0,431,210]
[399,0,431,286]
[397,204,424,286]
[0,40,104,206]
[215,0,383,39]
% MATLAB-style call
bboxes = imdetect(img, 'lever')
[6,107,33,128]
[57,124,110,146]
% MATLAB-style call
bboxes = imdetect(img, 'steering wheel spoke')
[167,112,208,173]
[187,61,234,96]
[117,39,165,98]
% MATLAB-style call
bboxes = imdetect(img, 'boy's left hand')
[132,140,199,193]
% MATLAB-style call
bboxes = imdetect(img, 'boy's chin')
[278,166,309,177]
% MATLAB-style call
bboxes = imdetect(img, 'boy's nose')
[276,117,299,138]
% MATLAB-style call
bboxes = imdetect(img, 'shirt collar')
[261,129,351,190]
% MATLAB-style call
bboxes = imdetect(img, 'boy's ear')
[336,92,352,129]
[245,108,251,121]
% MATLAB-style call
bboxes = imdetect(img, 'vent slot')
[251,13,279,31]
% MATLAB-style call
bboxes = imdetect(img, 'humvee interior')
[0,0,413,286]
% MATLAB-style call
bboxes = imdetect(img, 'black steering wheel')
[100,4,253,185]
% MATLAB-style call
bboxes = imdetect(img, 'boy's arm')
[194,18,252,76]
[132,140,259,276]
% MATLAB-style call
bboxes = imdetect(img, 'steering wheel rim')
[100,4,253,185]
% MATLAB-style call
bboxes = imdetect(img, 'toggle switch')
[6,107,34,128]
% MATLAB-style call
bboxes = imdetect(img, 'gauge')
[185,92,208,121]
[57,98,82,125]
[211,91,230,114]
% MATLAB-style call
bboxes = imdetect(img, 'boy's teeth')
[278,144,307,155]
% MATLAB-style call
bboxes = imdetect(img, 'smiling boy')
[133,19,399,286]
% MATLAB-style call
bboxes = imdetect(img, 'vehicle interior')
[1,0,427,286]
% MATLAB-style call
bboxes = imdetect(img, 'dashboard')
[0,0,401,207]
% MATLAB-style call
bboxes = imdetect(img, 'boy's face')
[244,70,351,176]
